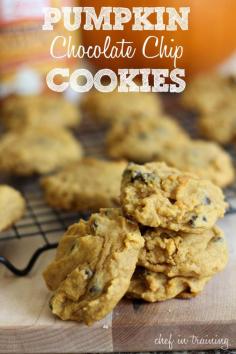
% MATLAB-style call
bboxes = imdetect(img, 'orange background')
[81,0,236,77]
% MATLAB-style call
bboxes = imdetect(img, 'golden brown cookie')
[121,162,227,232]
[181,73,236,114]
[82,91,163,125]
[199,102,236,144]
[156,140,234,188]
[0,185,26,232]
[43,208,144,325]
[138,226,228,277]
[127,268,211,302]
[0,95,81,130]
[107,115,189,163]
[0,127,83,175]
[41,158,126,212]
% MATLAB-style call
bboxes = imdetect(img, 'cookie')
[0,95,81,130]
[182,74,236,114]
[156,140,234,188]
[127,268,211,302]
[121,162,227,232]
[138,226,228,277]
[107,115,189,163]
[0,127,83,175]
[41,159,126,212]
[199,102,236,144]
[0,185,26,232]
[82,91,163,125]
[43,208,144,325]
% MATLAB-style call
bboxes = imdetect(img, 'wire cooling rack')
[0,179,82,275]
[0,97,236,277]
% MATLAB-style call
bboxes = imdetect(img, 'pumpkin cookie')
[41,158,126,212]
[181,74,236,114]
[138,226,228,277]
[199,102,236,144]
[127,268,211,302]
[107,115,189,163]
[156,140,234,188]
[0,127,83,175]
[121,162,227,232]
[82,91,163,125]
[43,208,144,325]
[0,185,26,232]
[0,95,81,130]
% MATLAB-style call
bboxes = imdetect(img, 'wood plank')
[0,214,235,353]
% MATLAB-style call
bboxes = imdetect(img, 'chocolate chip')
[89,285,101,295]
[189,215,198,226]
[131,171,144,182]
[85,268,93,278]
[212,236,224,243]
[139,225,151,235]
[202,216,207,222]
[132,171,156,184]
[204,197,211,205]
[169,198,176,205]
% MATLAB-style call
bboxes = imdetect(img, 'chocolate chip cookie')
[82,91,163,125]
[138,226,228,277]
[127,268,211,302]
[182,73,236,114]
[199,102,236,144]
[121,162,227,232]
[0,127,83,175]
[0,185,26,232]
[156,140,234,188]
[107,115,189,163]
[41,158,126,212]
[1,95,81,130]
[43,208,144,325]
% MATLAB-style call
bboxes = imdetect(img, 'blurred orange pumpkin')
[81,0,236,77]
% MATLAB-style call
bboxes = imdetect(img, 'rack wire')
[0,99,236,276]
[0,179,81,275]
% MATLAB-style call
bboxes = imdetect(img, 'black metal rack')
[0,180,81,276]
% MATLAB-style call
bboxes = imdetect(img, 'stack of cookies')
[43,161,228,326]
[43,208,144,325]
[121,162,229,302]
